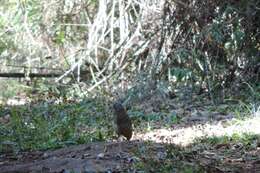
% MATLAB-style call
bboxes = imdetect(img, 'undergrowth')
[0,99,113,152]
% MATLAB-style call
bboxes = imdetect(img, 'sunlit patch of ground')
[6,98,28,106]
[134,113,260,146]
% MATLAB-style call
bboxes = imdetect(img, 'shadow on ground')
[1,136,260,173]
[1,97,259,172]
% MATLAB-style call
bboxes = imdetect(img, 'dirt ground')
[1,117,260,173]
[1,141,143,173]
[1,97,260,172]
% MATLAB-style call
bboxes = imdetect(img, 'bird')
[113,102,133,141]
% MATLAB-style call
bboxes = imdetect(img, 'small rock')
[43,152,48,158]
[82,153,91,159]
[97,153,105,159]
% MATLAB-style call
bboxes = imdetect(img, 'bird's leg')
[118,136,123,153]
[115,136,124,158]
[118,137,130,159]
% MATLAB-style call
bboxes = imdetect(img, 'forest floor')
[0,91,260,173]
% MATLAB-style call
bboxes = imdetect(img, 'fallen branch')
[0,72,61,78]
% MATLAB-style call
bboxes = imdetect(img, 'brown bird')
[113,102,132,140]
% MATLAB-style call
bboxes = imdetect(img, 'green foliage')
[1,0,258,106]
[0,80,28,101]
[131,110,180,132]
[164,0,259,103]
[0,1,259,172]
[0,100,113,151]
[171,67,192,82]
[196,133,259,148]
[54,29,66,45]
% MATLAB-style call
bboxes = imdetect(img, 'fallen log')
[0,73,61,78]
